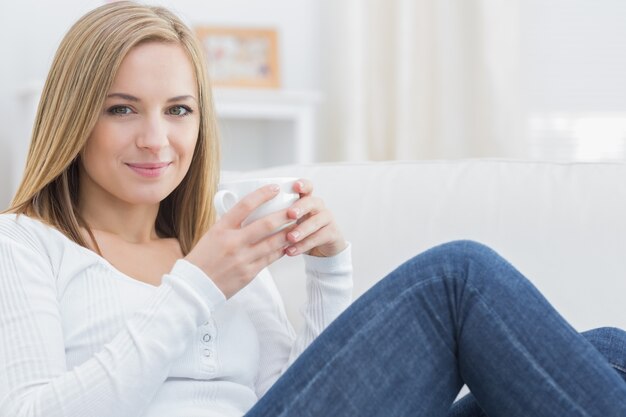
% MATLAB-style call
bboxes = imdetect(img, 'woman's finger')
[286,209,332,244]
[243,208,296,244]
[293,178,313,196]
[250,235,290,272]
[285,224,336,256]
[286,195,324,221]
[220,184,280,228]
[248,227,290,260]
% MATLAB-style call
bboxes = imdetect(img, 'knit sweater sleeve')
[245,245,353,397]
[0,219,226,417]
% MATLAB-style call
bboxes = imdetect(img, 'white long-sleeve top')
[0,213,353,417]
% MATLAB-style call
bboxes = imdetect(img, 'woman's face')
[80,41,200,208]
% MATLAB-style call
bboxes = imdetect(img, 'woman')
[1,2,625,416]
[1,2,349,416]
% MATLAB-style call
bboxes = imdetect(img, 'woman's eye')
[168,106,192,116]
[107,106,132,115]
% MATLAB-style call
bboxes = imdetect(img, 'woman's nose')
[136,114,168,152]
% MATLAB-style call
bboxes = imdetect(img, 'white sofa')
[224,159,626,332]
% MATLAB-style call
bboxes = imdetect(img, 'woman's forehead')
[109,42,198,99]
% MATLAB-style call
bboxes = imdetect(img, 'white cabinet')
[213,88,322,170]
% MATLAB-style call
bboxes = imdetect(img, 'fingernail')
[296,181,304,190]
[291,207,301,218]
[289,230,301,241]
[270,184,280,192]
[286,246,297,255]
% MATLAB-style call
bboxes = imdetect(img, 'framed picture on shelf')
[195,26,280,89]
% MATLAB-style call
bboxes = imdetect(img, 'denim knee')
[409,240,536,308]
[430,240,498,261]
[582,327,626,381]
[415,240,503,275]
[396,240,508,291]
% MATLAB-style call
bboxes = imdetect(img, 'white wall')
[0,0,321,209]
[0,0,96,209]
[521,0,626,160]
[522,0,626,113]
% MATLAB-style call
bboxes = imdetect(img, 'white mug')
[213,177,300,228]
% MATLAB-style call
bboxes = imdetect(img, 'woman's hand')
[185,184,292,299]
[284,179,347,258]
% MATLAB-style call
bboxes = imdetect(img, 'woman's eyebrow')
[167,94,196,101]
[106,93,197,103]
[166,95,197,103]
[107,93,139,102]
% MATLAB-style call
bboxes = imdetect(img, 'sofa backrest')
[224,160,626,332]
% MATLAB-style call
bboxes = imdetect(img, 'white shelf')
[212,88,322,170]
[214,88,322,118]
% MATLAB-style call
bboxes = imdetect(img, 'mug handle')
[213,189,239,217]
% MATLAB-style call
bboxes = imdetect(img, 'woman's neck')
[79,197,161,244]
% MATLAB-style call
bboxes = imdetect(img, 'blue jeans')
[246,241,626,416]
[449,327,626,416]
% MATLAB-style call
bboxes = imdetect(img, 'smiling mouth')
[125,162,172,178]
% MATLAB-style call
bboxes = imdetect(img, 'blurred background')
[2,0,626,209]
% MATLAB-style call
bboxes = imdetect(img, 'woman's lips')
[125,162,171,178]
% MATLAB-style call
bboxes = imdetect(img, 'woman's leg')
[448,393,488,417]
[246,241,626,417]
[448,327,626,417]
[582,327,626,381]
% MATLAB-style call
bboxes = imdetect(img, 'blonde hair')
[7,1,219,255]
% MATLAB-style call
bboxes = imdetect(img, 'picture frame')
[195,27,281,89]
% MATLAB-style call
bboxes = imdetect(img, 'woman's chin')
[122,189,174,206]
